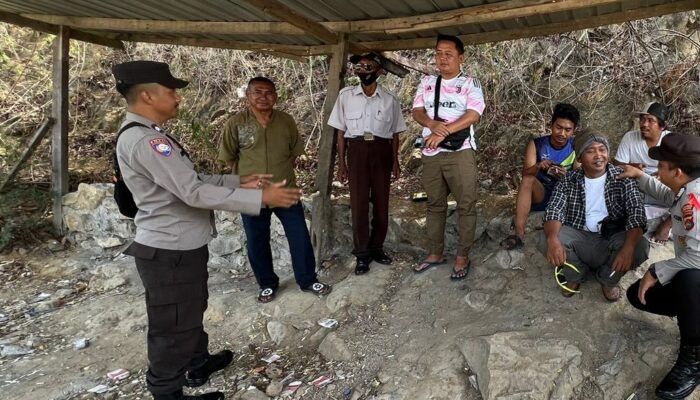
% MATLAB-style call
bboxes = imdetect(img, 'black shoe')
[656,345,700,399]
[371,250,392,265]
[355,257,370,275]
[185,350,233,387]
[153,390,224,400]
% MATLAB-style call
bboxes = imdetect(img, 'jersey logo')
[149,137,172,157]
[473,78,482,89]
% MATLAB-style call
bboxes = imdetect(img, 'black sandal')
[301,282,332,296]
[450,261,471,281]
[257,287,277,303]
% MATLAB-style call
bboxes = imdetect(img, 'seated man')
[537,129,649,301]
[613,101,672,244]
[501,103,579,250]
[620,134,700,399]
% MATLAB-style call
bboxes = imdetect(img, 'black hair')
[117,83,149,105]
[551,103,580,127]
[676,163,700,179]
[247,76,276,89]
[436,34,465,55]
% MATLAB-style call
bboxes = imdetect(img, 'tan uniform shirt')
[218,109,303,188]
[638,174,700,284]
[116,112,262,251]
[328,84,406,139]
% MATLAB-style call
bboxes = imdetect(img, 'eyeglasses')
[355,63,377,72]
[554,262,581,294]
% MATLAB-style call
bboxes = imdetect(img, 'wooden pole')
[52,26,69,234]
[0,118,54,192]
[310,33,348,268]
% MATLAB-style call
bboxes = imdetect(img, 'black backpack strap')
[113,122,148,177]
[433,75,442,121]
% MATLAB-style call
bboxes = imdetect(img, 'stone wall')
[62,184,536,274]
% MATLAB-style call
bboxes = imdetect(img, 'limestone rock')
[325,264,392,313]
[267,320,295,347]
[266,380,283,397]
[95,237,123,249]
[494,249,525,270]
[209,234,243,257]
[239,388,269,400]
[460,332,583,400]
[318,332,353,361]
[62,183,108,210]
[464,291,490,312]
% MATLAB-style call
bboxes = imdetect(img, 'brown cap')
[649,133,700,165]
[573,129,609,159]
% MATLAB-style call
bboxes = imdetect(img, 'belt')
[347,135,391,142]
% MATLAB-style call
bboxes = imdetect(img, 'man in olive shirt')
[219,77,331,303]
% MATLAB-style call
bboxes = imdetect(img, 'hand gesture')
[637,269,658,305]
[428,120,451,137]
[424,133,446,149]
[262,180,302,208]
[616,165,643,180]
[241,174,273,189]
[546,237,567,267]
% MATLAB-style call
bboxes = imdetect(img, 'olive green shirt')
[218,109,303,188]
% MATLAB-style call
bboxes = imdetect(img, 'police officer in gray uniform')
[112,61,302,400]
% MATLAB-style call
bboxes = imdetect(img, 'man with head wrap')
[536,129,649,301]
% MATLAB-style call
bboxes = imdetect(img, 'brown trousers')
[422,149,478,256]
[347,138,393,258]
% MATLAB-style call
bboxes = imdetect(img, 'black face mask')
[357,72,379,86]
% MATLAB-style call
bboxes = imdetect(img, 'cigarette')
[609,271,616,278]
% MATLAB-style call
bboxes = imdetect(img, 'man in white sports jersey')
[411,34,486,280]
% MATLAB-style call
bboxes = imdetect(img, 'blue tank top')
[534,135,576,185]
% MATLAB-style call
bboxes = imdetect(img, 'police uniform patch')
[149,137,172,157]
[682,193,700,231]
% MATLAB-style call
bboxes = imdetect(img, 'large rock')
[325,260,393,313]
[318,332,353,361]
[62,183,108,210]
[460,332,584,400]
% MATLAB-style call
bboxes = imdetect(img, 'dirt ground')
[0,228,695,400]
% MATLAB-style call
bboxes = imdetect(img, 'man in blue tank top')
[501,103,580,250]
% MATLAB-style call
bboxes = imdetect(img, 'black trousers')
[125,242,210,395]
[627,269,700,346]
[346,138,393,258]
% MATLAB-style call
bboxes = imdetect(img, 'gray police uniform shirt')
[116,112,262,251]
[328,84,406,139]
[638,174,700,284]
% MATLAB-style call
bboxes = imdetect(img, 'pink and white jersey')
[412,73,485,155]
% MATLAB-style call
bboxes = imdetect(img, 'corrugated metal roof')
[0,0,697,56]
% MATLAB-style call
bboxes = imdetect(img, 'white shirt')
[328,84,406,139]
[584,174,609,232]
[614,130,670,175]
[412,73,486,156]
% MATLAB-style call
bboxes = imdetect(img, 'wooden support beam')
[357,0,700,51]
[52,26,69,234]
[0,118,54,193]
[112,33,330,56]
[310,33,348,268]
[0,11,124,49]
[19,0,698,41]
[244,0,338,44]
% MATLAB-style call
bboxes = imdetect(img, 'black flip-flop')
[499,235,524,250]
[414,258,447,273]
[450,261,471,281]
[301,282,332,296]
[257,287,277,303]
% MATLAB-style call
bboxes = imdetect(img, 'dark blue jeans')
[241,203,317,290]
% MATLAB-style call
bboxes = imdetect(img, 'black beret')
[649,133,700,165]
[112,60,188,89]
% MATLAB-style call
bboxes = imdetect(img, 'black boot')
[656,345,700,399]
[153,389,224,400]
[185,350,233,387]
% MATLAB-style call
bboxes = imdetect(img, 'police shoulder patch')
[149,137,173,157]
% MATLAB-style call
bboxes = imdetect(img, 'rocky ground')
[0,185,695,400]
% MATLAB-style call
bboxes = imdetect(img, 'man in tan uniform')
[114,61,301,400]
